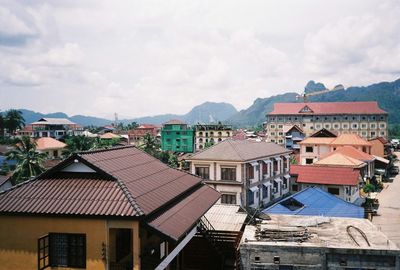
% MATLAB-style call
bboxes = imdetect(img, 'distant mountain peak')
[304,80,327,94]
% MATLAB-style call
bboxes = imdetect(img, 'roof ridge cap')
[227,139,246,161]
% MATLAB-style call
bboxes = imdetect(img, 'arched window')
[199,132,203,136]
[199,138,203,143]
[218,131,222,136]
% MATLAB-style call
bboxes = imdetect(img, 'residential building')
[315,146,376,179]
[161,119,195,153]
[99,132,121,140]
[186,139,292,209]
[290,165,362,203]
[299,133,372,165]
[35,137,66,159]
[263,187,364,218]
[19,118,83,139]
[265,101,388,145]
[194,123,232,151]
[369,136,389,158]
[283,125,304,150]
[128,124,160,146]
[240,214,400,269]
[0,146,220,270]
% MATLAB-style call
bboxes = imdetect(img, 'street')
[372,152,400,247]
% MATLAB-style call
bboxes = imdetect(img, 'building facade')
[186,140,292,209]
[161,119,195,153]
[194,123,232,151]
[265,102,388,146]
[128,124,160,146]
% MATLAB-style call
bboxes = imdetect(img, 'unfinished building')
[240,214,400,269]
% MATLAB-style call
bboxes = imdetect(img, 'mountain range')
[18,77,400,128]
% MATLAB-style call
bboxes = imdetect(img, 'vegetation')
[389,124,400,140]
[0,109,25,137]
[63,135,121,157]
[6,136,47,183]
[363,184,376,193]
[140,133,178,167]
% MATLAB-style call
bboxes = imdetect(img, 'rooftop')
[99,132,121,139]
[269,101,387,115]
[321,146,375,162]
[35,137,67,150]
[314,152,366,168]
[163,119,186,125]
[31,118,76,125]
[204,204,247,231]
[187,139,291,162]
[242,214,399,250]
[290,164,360,185]
[263,187,364,218]
[0,146,220,241]
[300,134,371,146]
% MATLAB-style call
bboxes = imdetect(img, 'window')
[195,166,210,179]
[278,125,283,129]
[379,123,386,128]
[221,167,236,181]
[380,131,385,136]
[305,146,313,153]
[271,139,275,143]
[278,139,283,144]
[315,124,321,129]
[271,132,275,136]
[370,123,376,128]
[352,123,358,129]
[305,158,313,164]
[248,189,254,205]
[361,124,367,129]
[246,164,254,179]
[334,124,339,129]
[278,132,283,136]
[221,194,236,204]
[324,124,330,129]
[371,131,376,137]
[292,184,298,192]
[38,233,86,269]
[328,187,340,195]
[199,132,203,136]
[342,124,348,129]
[262,185,269,198]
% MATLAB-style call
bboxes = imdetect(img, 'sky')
[1,0,400,119]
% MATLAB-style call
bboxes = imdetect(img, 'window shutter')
[38,234,50,270]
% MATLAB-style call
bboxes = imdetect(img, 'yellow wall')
[0,216,140,270]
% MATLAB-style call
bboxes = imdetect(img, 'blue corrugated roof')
[262,187,364,218]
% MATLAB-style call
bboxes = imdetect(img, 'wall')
[0,216,140,270]
[370,139,385,157]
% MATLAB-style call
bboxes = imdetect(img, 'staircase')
[197,217,243,270]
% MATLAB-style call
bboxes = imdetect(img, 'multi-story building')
[265,101,388,145]
[299,133,372,164]
[186,139,292,209]
[284,125,304,150]
[194,123,232,151]
[128,124,160,146]
[161,119,195,153]
[19,118,83,139]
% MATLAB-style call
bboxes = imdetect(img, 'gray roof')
[187,139,291,162]
[32,118,76,125]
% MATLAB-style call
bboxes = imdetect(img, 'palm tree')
[5,109,25,135]
[140,133,159,155]
[64,135,96,156]
[6,136,47,183]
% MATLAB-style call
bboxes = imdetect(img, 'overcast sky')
[1,0,400,119]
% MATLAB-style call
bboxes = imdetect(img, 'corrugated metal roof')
[0,173,136,216]
[32,118,77,125]
[0,146,220,240]
[147,185,220,241]
[263,187,364,218]
[187,139,291,162]
[290,165,360,185]
[204,204,247,231]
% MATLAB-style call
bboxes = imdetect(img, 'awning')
[284,174,290,179]
[284,155,291,159]
[373,155,389,164]
[147,185,220,241]
[249,186,259,192]
[274,157,282,161]
[250,161,259,166]
[274,178,283,183]
[263,182,273,187]
[263,159,272,164]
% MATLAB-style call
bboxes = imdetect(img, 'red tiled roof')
[330,134,372,146]
[322,146,375,162]
[290,165,360,186]
[269,102,387,115]
[0,146,219,240]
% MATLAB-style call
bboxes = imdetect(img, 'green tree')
[167,153,178,168]
[6,136,47,183]
[64,135,97,156]
[4,109,25,135]
[140,133,159,155]
[0,111,5,137]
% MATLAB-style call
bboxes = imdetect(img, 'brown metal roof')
[147,185,220,241]
[0,172,136,216]
[0,146,220,240]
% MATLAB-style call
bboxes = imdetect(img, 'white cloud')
[0,0,399,118]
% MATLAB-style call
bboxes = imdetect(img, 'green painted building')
[161,119,195,153]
